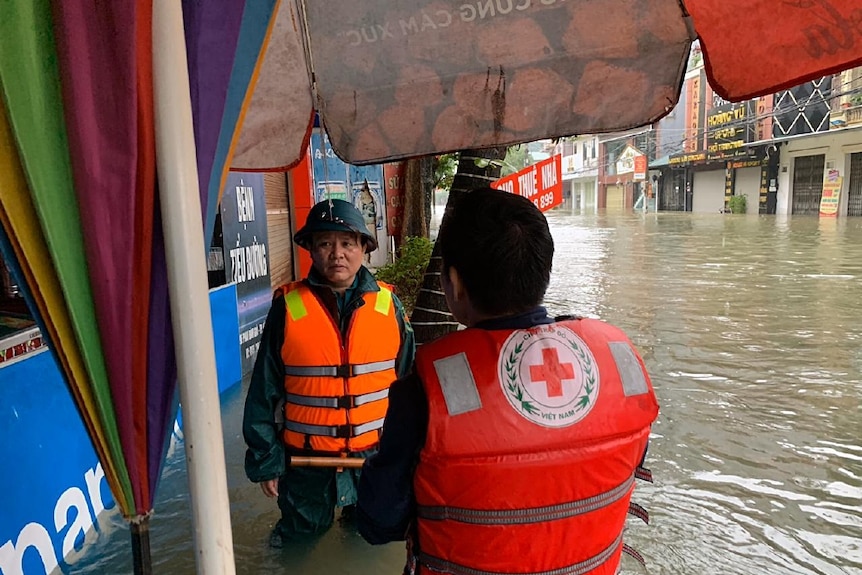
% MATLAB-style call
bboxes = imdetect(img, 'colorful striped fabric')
[0,0,278,518]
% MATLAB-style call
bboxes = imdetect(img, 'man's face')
[310,231,364,291]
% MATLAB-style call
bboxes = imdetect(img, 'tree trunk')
[422,157,434,234]
[401,158,425,240]
[401,157,434,241]
[411,146,507,346]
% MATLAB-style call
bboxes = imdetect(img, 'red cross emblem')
[528,347,575,397]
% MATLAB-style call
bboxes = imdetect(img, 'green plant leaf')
[374,236,434,315]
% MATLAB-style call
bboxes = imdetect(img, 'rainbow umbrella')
[0,0,280,572]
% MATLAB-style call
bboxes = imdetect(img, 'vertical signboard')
[492,154,563,212]
[634,155,647,181]
[819,169,842,217]
[309,132,389,268]
[384,162,405,241]
[724,162,735,210]
[221,173,271,376]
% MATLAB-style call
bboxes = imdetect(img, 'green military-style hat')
[293,199,377,253]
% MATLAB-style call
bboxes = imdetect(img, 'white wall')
[776,127,862,215]
[692,169,726,213]
[736,167,760,214]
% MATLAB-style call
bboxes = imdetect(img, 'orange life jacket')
[413,318,659,575]
[279,280,401,453]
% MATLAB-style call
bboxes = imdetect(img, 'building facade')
[554,136,599,213]
[646,43,862,216]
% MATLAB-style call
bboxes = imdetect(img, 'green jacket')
[243,265,416,483]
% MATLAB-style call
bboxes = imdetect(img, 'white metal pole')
[152,2,236,574]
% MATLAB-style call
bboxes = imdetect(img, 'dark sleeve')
[356,373,428,545]
[242,297,287,483]
[391,292,416,379]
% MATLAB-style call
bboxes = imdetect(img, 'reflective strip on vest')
[375,287,392,314]
[282,359,396,378]
[417,475,634,525]
[285,388,390,409]
[285,289,307,321]
[284,417,385,438]
[434,352,482,416]
[608,341,648,396]
[418,531,624,575]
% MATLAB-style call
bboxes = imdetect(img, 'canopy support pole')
[130,516,153,575]
[152,2,236,574]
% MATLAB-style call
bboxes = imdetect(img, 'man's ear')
[446,266,467,304]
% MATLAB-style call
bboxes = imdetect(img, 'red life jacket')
[413,318,659,574]
[279,280,401,453]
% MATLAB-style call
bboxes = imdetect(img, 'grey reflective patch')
[433,353,482,416]
[609,342,649,396]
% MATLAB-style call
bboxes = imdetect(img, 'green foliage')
[374,236,434,315]
[728,195,747,214]
[434,154,458,192]
[470,145,533,177]
[501,144,533,176]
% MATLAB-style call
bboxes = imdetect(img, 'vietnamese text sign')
[634,155,647,181]
[221,172,271,376]
[819,169,842,217]
[706,102,754,160]
[492,154,563,212]
[384,163,405,237]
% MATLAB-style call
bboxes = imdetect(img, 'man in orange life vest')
[357,188,659,574]
[243,199,415,547]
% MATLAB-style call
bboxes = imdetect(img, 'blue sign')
[221,173,271,377]
[0,350,114,575]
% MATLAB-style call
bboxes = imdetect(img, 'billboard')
[706,102,754,160]
[492,154,563,212]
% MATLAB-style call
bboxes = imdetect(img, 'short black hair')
[438,187,553,316]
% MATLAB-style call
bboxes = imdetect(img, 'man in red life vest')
[243,199,415,547]
[357,187,658,574]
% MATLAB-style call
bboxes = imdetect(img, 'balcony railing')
[846,105,862,126]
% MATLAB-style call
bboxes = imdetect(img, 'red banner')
[634,155,647,181]
[492,154,563,212]
[383,162,405,237]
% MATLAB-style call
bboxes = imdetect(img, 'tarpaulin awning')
[650,155,671,168]
[228,0,862,169]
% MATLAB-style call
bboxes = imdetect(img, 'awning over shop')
[650,155,670,168]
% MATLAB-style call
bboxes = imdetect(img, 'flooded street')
[75,212,862,575]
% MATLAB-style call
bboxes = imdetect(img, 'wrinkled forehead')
[311,230,361,246]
